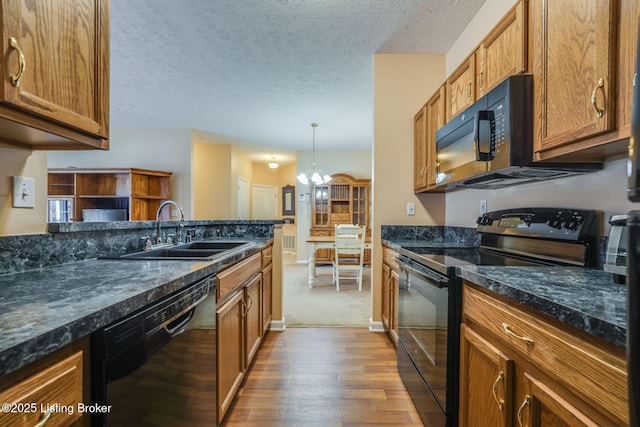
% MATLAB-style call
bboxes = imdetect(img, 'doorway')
[251,184,278,219]
[237,176,250,219]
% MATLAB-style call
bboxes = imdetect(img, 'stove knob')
[546,218,562,229]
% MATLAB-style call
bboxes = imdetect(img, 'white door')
[251,185,278,219]
[237,176,250,219]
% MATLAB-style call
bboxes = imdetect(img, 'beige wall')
[48,128,194,217]
[372,54,446,323]
[193,143,232,219]
[0,146,48,236]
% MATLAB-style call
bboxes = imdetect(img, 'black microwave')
[434,74,601,189]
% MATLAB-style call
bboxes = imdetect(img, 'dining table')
[306,235,372,287]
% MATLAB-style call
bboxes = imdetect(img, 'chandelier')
[297,123,331,185]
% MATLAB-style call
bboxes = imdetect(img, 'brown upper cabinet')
[532,0,640,161]
[445,56,476,122]
[475,0,528,98]
[414,86,446,193]
[446,1,528,122]
[413,104,428,191]
[531,0,617,158]
[0,0,110,150]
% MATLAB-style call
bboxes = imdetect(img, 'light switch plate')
[12,176,35,208]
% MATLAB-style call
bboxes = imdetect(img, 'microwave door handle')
[474,110,496,161]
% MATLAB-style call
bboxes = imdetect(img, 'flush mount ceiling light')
[268,157,279,169]
[297,123,331,186]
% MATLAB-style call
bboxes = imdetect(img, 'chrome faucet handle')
[140,236,153,251]
[166,234,176,245]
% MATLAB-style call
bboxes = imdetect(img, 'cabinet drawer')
[218,253,261,302]
[0,351,83,427]
[261,246,272,269]
[382,246,399,271]
[330,213,350,223]
[463,284,628,425]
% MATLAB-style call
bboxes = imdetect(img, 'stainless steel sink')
[114,241,254,260]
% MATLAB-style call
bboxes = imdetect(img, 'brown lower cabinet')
[216,250,268,425]
[0,338,90,427]
[459,283,628,426]
[381,245,399,345]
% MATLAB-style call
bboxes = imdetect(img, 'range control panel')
[476,208,599,242]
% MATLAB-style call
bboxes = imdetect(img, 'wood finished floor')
[220,328,423,427]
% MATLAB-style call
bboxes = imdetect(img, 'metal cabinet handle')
[517,395,530,427]
[9,37,26,87]
[246,292,253,312]
[492,371,504,410]
[466,82,472,100]
[502,323,534,345]
[34,409,53,427]
[590,77,604,118]
[477,71,484,91]
[241,298,248,317]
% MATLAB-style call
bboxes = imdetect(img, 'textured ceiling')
[110,0,486,164]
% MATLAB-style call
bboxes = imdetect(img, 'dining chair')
[332,224,366,291]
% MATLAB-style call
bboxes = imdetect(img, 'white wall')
[295,150,371,262]
[48,128,194,218]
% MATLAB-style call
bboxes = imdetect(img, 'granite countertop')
[0,239,269,377]
[383,237,627,348]
[456,266,626,348]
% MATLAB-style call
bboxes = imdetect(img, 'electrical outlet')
[480,199,487,215]
[12,176,35,208]
[407,202,415,216]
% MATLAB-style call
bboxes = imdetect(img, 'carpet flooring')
[283,255,372,328]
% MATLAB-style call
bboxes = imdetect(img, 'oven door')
[397,258,451,422]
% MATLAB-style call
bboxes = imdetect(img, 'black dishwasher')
[91,274,217,426]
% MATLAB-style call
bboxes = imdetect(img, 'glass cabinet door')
[352,185,367,226]
[314,185,329,226]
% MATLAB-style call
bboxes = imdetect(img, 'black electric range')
[395,207,601,427]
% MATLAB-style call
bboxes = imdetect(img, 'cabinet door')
[0,0,109,138]
[216,290,244,424]
[476,0,527,97]
[459,324,514,427]
[390,269,399,345]
[312,185,330,227]
[446,55,476,121]
[261,264,272,334]
[532,0,616,152]
[244,274,262,369]
[517,373,599,427]
[413,104,428,191]
[381,263,392,332]
[426,86,446,187]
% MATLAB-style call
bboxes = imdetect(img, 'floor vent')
[283,234,296,251]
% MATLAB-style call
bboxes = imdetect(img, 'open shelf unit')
[47,168,173,221]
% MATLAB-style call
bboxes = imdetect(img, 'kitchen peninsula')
[0,220,283,426]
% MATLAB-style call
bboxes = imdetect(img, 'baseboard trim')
[369,318,385,332]
[270,318,286,331]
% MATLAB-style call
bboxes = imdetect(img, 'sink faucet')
[156,200,185,244]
